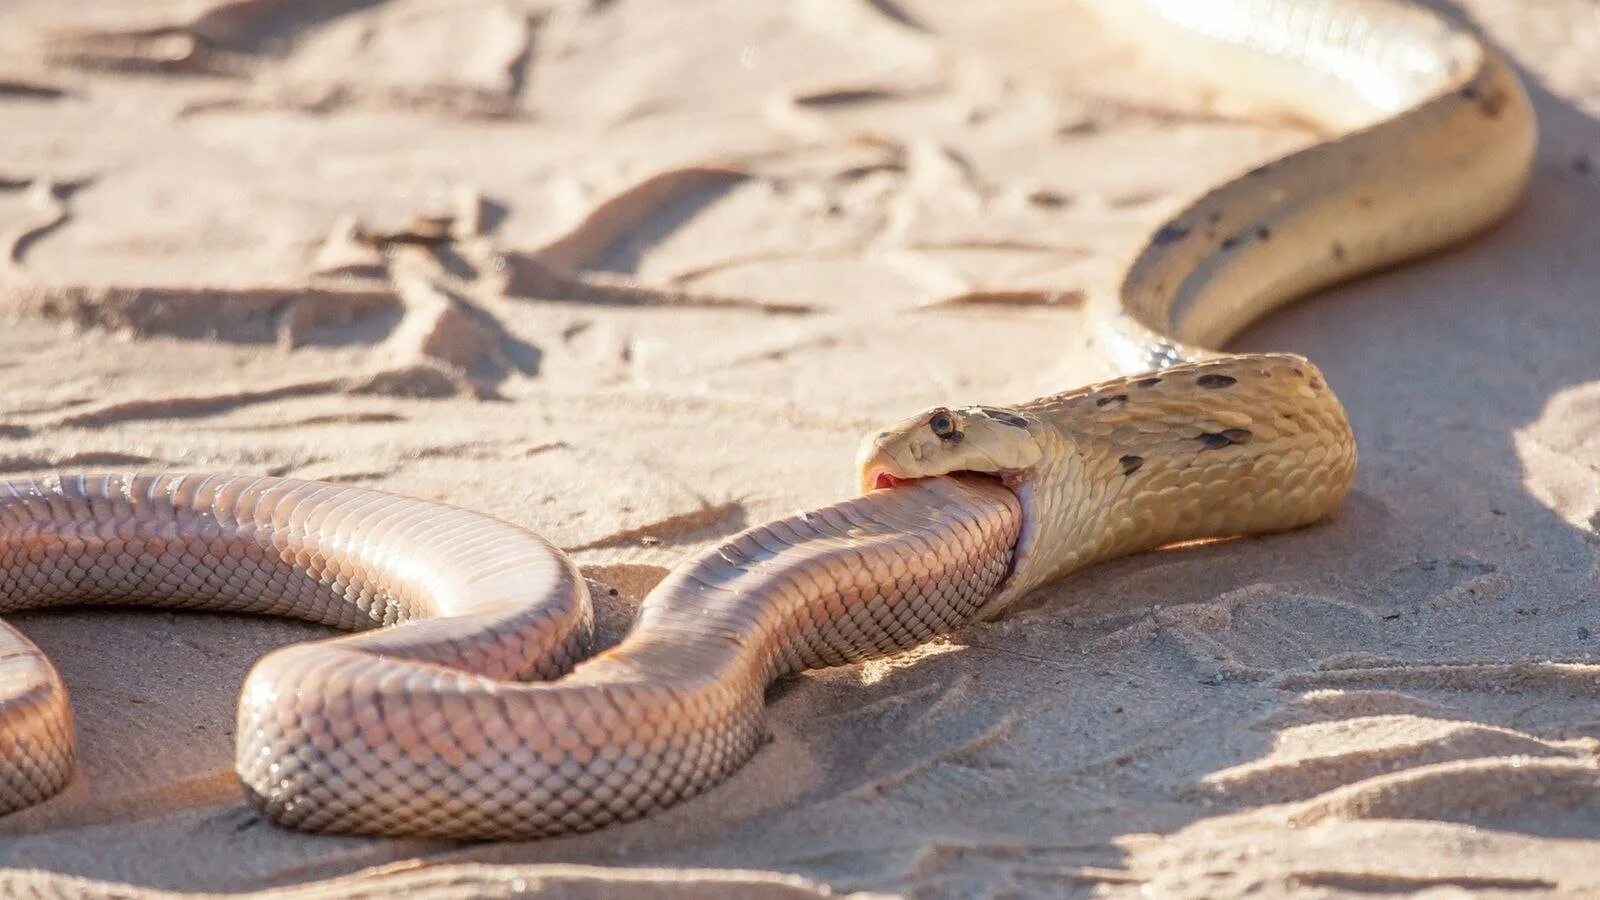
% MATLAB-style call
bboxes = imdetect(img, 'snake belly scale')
[0,0,1536,839]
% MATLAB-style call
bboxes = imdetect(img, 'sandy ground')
[0,0,1598,896]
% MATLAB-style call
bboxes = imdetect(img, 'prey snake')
[0,0,1536,839]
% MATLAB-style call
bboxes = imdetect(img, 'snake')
[0,0,1535,840]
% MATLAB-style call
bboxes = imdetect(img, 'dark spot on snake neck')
[1196,373,1237,389]
[1331,242,1348,262]
[1220,234,1242,250]
[1134,376,1162,388]
[1096,393,1129,408]
[1119,454,1144,475]
[1198,428,1252,449]
[1461,83,1507,118]
[1152,224,1190,246]
[1207,211,1223,225]
[978,407,1030,429]
[1256,226,1272,241]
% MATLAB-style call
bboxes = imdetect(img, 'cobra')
[0,0,1536,839]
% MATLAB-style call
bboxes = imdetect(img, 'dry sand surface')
[0,0,1599,896]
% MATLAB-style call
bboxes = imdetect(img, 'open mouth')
[872,471,913,490]
[867,468,1019,492]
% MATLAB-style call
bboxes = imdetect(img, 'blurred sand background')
[1,0,1599,896]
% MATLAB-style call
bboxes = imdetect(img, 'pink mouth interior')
[873,469,1022,492]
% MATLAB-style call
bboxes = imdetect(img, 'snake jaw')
[997,468,1030,489]
[860,463,911,494]
[862,464,1023,493]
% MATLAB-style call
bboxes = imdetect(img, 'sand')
[0,0,1597,896]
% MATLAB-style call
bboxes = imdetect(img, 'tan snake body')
[0,0,1537,839]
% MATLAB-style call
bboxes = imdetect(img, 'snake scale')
[0,0,1536,839]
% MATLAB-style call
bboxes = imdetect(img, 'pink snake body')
[0,473,1017,837]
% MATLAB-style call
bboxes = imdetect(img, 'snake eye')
[928,409,959,440]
